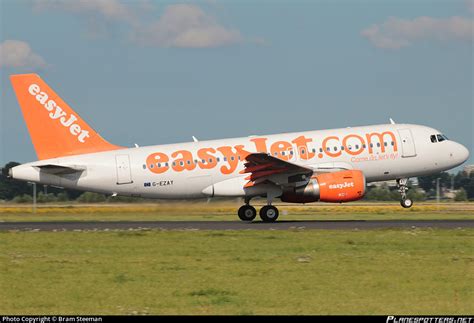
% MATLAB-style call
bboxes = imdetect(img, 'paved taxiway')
[1,220,473,231]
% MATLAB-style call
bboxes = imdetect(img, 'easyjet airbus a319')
[8,74,470,222]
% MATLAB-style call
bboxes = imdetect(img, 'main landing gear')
[397,178,413,209]
[238,198,279,222]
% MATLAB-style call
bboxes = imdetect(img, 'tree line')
[1,161,473,203]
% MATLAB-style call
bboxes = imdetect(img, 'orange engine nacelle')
[280,170,366,203]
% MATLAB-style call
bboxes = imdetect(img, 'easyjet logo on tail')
[28,84,90,143]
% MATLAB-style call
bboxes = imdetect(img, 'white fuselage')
[11,123,469,200]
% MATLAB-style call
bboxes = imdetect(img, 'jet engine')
[280,170,366,203]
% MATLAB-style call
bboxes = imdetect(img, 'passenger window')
[376,143,380,147]
[319,148,323,153]
[355,144,359,149]
[430,135,437,143]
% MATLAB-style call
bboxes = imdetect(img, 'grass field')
[1,202,473,315]
[1,228,473,315]
[0,201,473,222]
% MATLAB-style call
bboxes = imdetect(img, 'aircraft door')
[398,129,417,158]
[115,154,133,184]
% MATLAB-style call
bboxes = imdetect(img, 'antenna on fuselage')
[389,118,396,124]
[192,136,199,142]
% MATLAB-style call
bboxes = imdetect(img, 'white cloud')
[33,0,137,24]
[467,0,474,13]
[132,4,243,48]
[32,1,247,48]
[0,40,46,69]
[361,16,474,49]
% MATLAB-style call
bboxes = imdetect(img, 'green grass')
[1,229,473,314]
[0,202,473,222]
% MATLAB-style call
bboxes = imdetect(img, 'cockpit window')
[430,135,437,143]
[437,134,446,142]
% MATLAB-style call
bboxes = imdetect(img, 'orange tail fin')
[10,74,123,160]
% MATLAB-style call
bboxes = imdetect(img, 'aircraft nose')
[458,143,470,163]
[451,142,469,165]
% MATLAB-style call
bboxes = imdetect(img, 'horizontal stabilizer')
[34,164,86,175]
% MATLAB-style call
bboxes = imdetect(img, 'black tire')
[400,199,413,208]
[238,205,257,221]
[259,205,279,222]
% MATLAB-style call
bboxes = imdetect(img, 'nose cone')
[451,142,470,166]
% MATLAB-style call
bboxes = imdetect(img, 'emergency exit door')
[115,155,133,184]
[398,129,417,158]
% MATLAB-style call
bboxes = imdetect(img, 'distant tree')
[454,188,468,202]
[365,185,398,201]
[417,172,452,193]
[56,192,69,202]
[12,194,33,203]
[36,192,58,203]
[77,192,107,203]
[454,171,474,199]
[0,162,32,200]
[407,188,427,201]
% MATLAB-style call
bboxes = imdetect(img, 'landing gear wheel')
[259,205,279,222]
[238,205,257,221]
[401,199,413,208]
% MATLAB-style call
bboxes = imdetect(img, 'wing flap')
[243,153,313,188]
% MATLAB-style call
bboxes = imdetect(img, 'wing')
[241,153,313,188]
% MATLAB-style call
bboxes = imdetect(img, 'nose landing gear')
[397,178,413,208]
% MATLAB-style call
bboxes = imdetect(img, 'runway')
[1,220,474,231]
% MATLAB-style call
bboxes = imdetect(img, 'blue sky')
[0,0,472,167]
